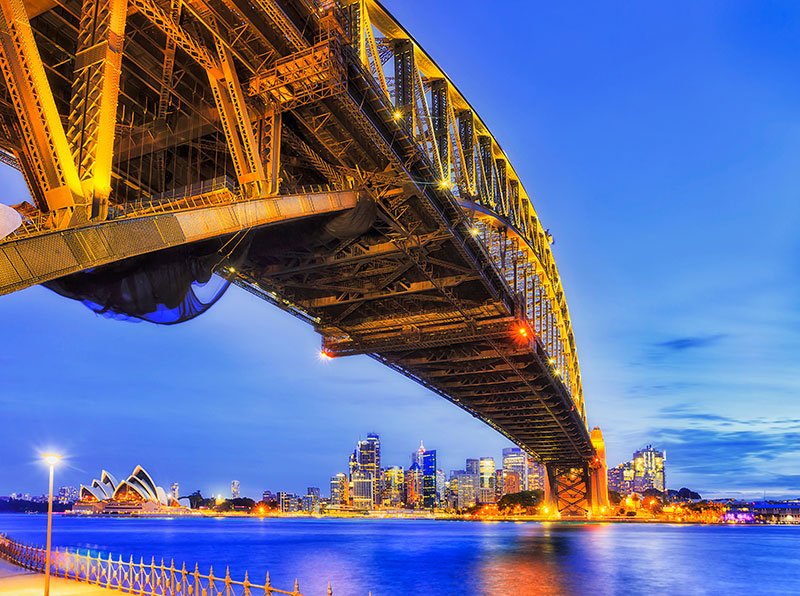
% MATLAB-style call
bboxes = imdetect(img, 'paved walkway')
[0,559,121,595]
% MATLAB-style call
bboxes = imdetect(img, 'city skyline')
[1,0,799,501]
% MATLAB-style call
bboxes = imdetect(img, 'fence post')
[139,557,146,596]
[293,578,300,596]
[243,570,251,596]
[194,562,200,596]
[327,581,333,596]
[264,571,271,596]
[105,552,113,589]
[225,566,232,596]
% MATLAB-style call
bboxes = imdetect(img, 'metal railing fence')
[0,534,328,596]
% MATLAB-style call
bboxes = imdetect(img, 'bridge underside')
[0,0,603,514]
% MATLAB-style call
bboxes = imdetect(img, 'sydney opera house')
[74,466,186,514]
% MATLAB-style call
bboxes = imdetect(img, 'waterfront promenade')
[0,559,119,595]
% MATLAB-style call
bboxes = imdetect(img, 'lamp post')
[41,453,62,596]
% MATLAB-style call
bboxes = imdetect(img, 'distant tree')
[608,490,622,505]
[186,491,205,509]
[497,490,544,512]
[677,487,701,500]
[216,497,256,512]
[0,500,71,513]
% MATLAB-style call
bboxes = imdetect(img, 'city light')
[438,179,451,190]
[392,109,402,120]
[319,350,334,361]
[41,453,62,466]
[469,226,481,237]
[40,451,63,596]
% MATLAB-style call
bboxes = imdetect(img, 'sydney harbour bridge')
[0,0,609,515]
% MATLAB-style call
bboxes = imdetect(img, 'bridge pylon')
[545,426,610,518]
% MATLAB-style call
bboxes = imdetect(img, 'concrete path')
[0,559,121,595]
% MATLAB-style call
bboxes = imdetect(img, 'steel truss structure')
[0,0,606,515]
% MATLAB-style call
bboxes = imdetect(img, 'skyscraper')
[527,459,547,492]
[502,448,528,492]
[405,462,422,508]
[422,449,437,509]
[478,457,496,504]
[330,473,348,506]
[352,433,382,506]
[351,470,374,510]
[383,466,405,507]
[230,480,240,499]
[633,445,666,493]
[170,482,180,501]
[411,441,426,468]
[466,458,480,476]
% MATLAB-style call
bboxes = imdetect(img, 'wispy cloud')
[639,404,800,498]
[653,333,727,353]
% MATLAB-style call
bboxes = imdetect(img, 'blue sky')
[1,0,799,500]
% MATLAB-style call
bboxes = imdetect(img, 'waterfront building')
[502,448,529,491]
[302,488,320,514]
[351,470,374,510]
[383,466,405,507]
[527,459,547,492]
[351,433,382,506]
[170,483,179,501]
[56,486,79,504]
[608,461,635,494]
[436,469,446,504]
[455,472,479,509]
[330,473,348,506]
[74,466,184,514]
[278,492,299,512]
[405,462,422,508]
[466,458,479,476]
[262,490,277,505]
[230,480,240,499]
[633,445,666,493]
[422,450,437,509]
[478,457,496,504]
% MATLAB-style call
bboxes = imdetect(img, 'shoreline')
[1,511,796,526]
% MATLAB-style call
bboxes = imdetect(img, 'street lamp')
[41,452,62,596]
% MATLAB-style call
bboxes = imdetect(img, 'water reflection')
[0,515,798,595]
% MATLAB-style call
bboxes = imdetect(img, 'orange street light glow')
[319,350,334,361]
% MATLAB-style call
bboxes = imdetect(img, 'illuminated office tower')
[453,471,478,510]
[502,448,529,491]
[411,441,426,468]
[170,483,179,501]
[478,457,496,503]
[353,433,382,505]
[608,462,634,494]
[351,470,374,510]
[632,445,666,493]
[436,469,446,504]
[503,470,521,495]
[302,487,320,513]
[422,450,437,509]
[383,466,405,507]
[230,480,240,499]
[278,492,299,512]
[405,462,422,507]
[330,473,348,506]
[466,458,480,475]
[495,469,504,501]
[527,459,547,492]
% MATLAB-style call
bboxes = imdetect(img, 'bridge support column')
[589,426,610,516]
[546,464,591,519]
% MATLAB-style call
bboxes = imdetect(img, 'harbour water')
[0,514,798,595]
